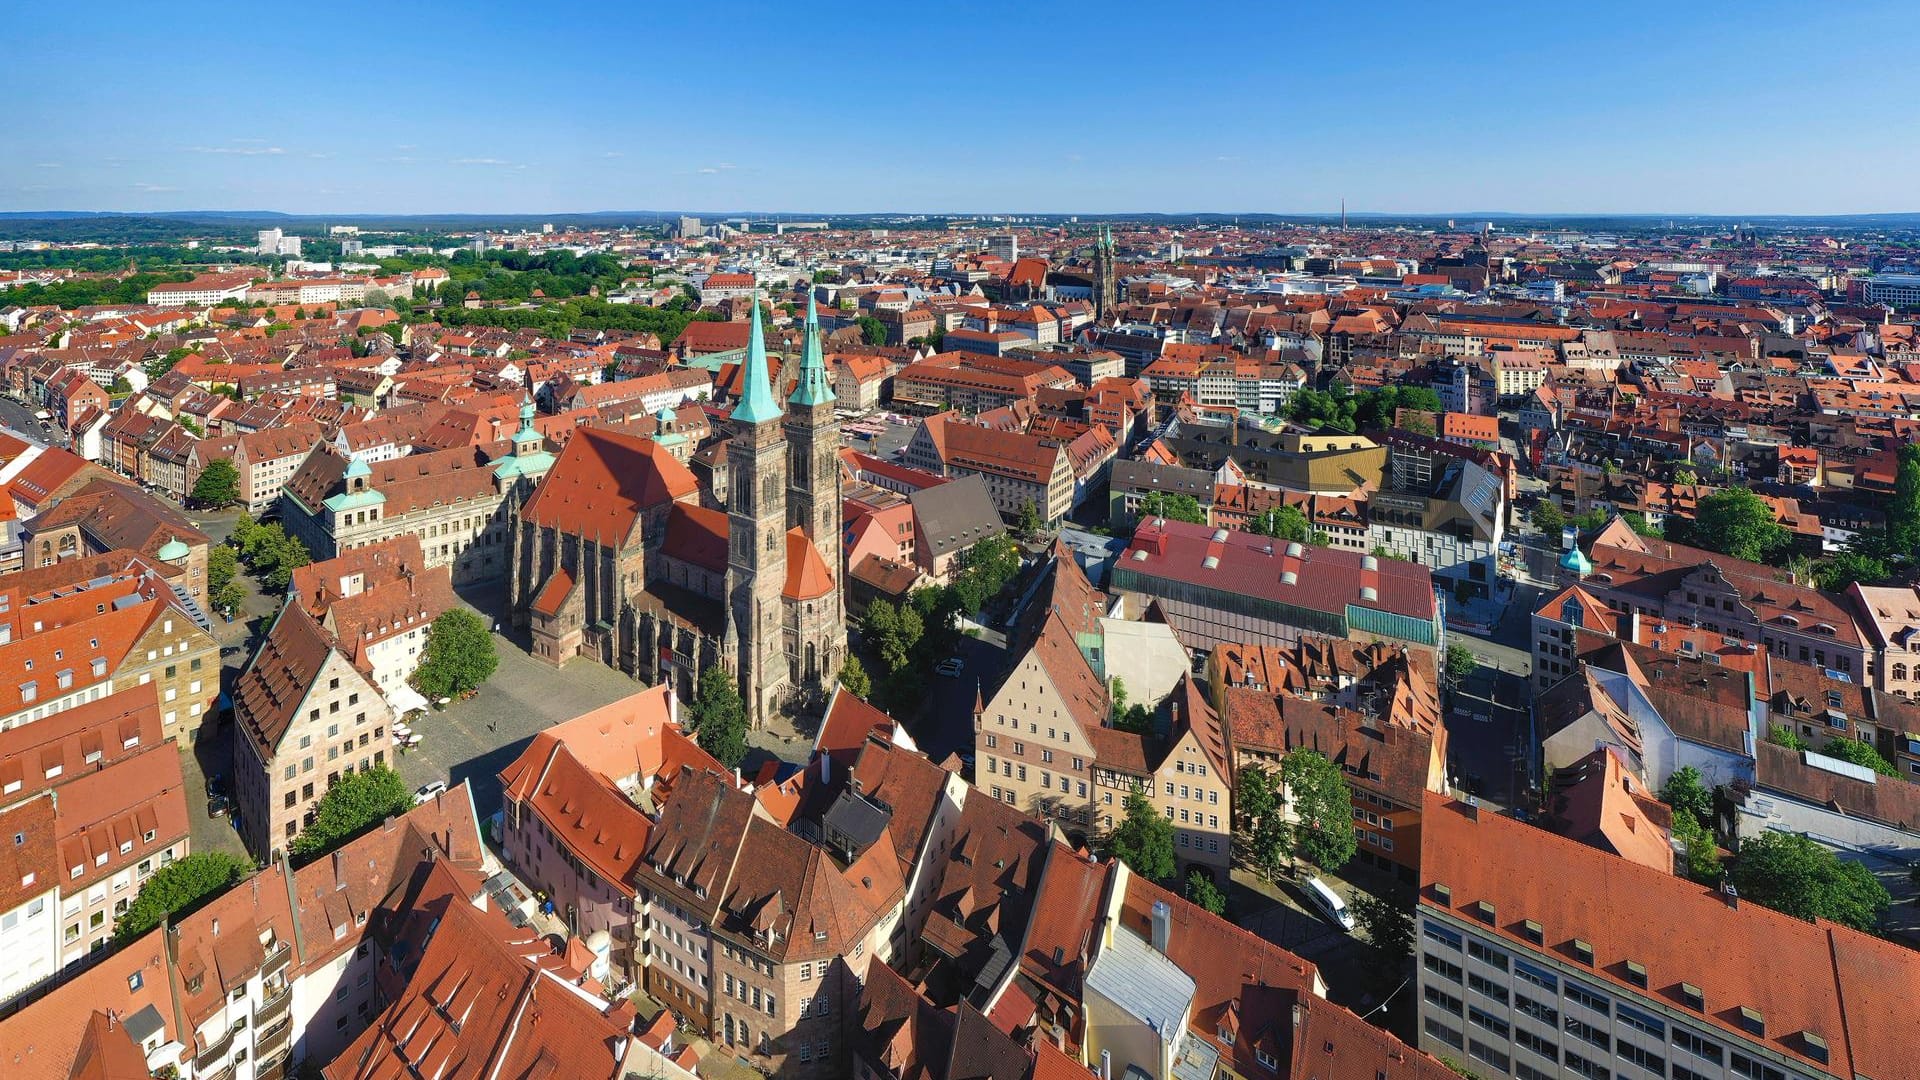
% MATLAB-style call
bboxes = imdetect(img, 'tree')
[115,852,253,942]
[1110,677,1129,718]
[1767,724,1809,751]
[862,600,923,673]
[1691,488,1790,563]
[1890,443,1920,554]
[1619,510,1663,539]
[1351,886,1415,964]
[411,609,497,699]
[1660,765,1713,827]
[688,666,748,769]
[838,654,872,699]
[855,315,887,346]
[290,766,414,860]
[1249,814,1293,882]
[191,458,240,508]
[1821,737,1897,776]
[1816,551,1889,592]
[1138,491,1207,525]
[1729,831,1890,931]
[1234,765,1278,831]
[1185,870,1226,916]
[1282,750,1357,870]
[1670,808,1721,883]
[1530,499,1564,534]
[1672,465,1699,486]
[1109,789,1175,883]
[1249,505,1326,545]
[1016,499,1041,537]
[1443,643,1478,686]
[177,416,203,437]
[207,544,246,616]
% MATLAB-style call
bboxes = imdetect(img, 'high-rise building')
[987,232,1018,261]
[676,215,703,239]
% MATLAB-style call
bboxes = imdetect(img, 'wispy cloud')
[1215,155,1240,162]
[697,162,738,174]
[188,144,286,156]
[451,157,515,166]
[396,144,417,151]
[603,151,624,158]
[34,162,61,169]
[134,182,180,192]
[308,152,335,159]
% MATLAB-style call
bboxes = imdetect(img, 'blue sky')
[4,1,1916,216]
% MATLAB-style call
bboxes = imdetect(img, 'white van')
[1305,877,1354,931]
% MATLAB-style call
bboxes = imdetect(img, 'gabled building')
[287,536,456,713]
[231,602,396,859]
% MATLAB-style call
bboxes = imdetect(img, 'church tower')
[725,299,789,727]
[1093,225,1118,322]
[784,295,846,686]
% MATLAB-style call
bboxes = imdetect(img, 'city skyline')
[7,0,1919,217]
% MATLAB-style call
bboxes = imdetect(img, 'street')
[0,394,69,449]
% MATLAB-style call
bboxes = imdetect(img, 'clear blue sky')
[5,1,1915,216]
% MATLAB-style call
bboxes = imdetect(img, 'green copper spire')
[732,293,783,426]
[789,294,835,407]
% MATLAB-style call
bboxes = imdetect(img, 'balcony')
[262,940,292,980]
[193,1025,239,1072]
[257,1014,293,1060]
[258,983,292,1024]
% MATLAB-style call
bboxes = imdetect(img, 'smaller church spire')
[789,294,835,407]
[731,292,783,426]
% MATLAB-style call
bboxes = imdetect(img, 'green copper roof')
[1560,546,1593,575]
[731,296,783,426]
[788,294,835,407]
[156,536,191,562]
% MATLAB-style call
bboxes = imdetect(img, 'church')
[507,298,846,727]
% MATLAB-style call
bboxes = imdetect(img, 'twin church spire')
[732,291,835,426]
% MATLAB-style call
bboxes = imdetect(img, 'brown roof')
[520,426,698,546]
[1423,795,1913,1079]
[0,684,162,806]
[52,743,189,892]
[234,603,340,753]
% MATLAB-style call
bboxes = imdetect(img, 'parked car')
[414,781,448,804]
[934,658,964,678]
[206,794,233,819]
[1304,876,1355,932]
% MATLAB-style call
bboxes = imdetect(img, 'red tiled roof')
[1422,795,1913,1079]
[783,526,835,600]
[521,426,698,545]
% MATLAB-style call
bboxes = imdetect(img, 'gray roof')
[910,473,1005,559]
[1110,457,1214,497]
[1085,925,1195,1043]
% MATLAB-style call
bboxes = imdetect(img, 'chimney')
[1150,899,1172,954]
[1462,796,1480,821]
[1100,1050,1112,1080]
[665,686,678,728]
[1628,609,1641,645]
[819,754,830,783]
[1721,881,1739,909]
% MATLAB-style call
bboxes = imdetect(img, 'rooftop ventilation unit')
[1280,570,1298,585]
[1361,555,1379,572]
[1202,555,1220,570]
[1285,542,1304,558]
[1359,586,1378,602]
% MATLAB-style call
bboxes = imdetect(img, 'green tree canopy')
[1767,724,1808,751]
[1110,789,1175,883]
[1820,737,1896,776]
[190,458,240,508]
[1138,491,1208,525]
[838,653,872,699]
[688,666,748,769]
[1248,505,1326,545]
[412,609,498,699]
[855,315,887,345]
[1234,765,1278,829]
[1670,808,1721,883]
[1729,831,1890,931]
[114,852,254,942]
[1443,643,1478,686]
[1688,488,1790,563]
[1530,499,1565,534]
[863,599,923,674]
[1815,551,1890,592]
[1184,870,1226,916]
[290,766,414,860]
[1660,766,1714,827]
[1890,443,1920,554]
[1282,749,1357,870]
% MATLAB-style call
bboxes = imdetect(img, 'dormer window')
[1254,1046,1278,1071]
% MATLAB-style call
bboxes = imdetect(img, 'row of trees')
[1286,384,1445,434]
[205,544,248,617]
[858,535,1025,710]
